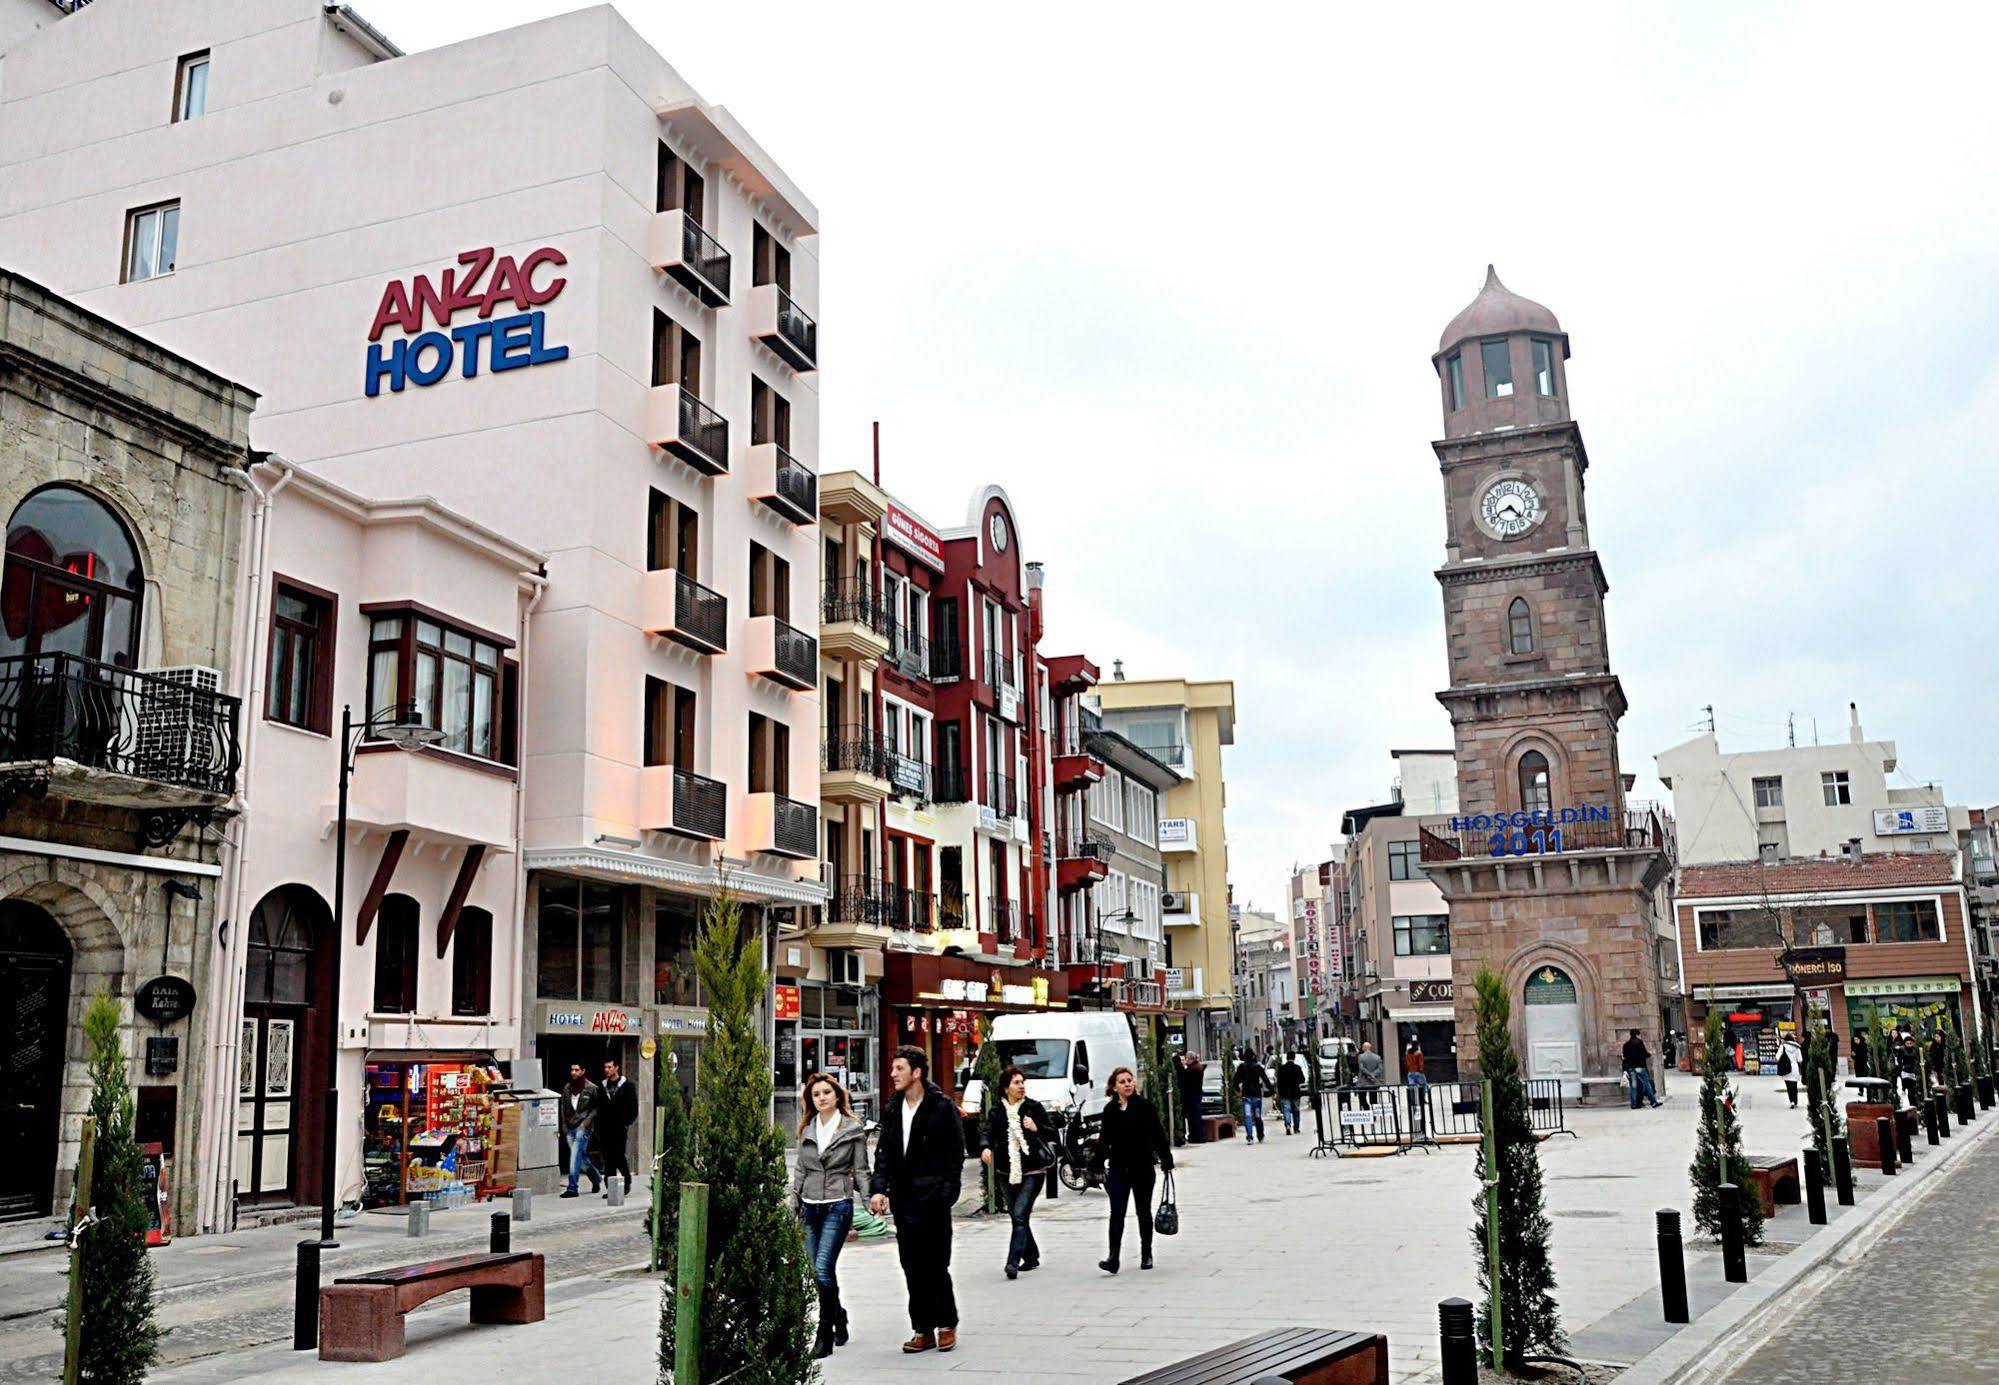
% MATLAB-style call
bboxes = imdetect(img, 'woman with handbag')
[1092,1065,1174,1274]
[980,1065,1052,1279]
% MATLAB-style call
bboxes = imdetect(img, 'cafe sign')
[1780,946,1848,986]
[1408,979,1455,1006]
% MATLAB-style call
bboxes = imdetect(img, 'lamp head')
[378,705,447,751]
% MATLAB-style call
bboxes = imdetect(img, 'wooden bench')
[1120,1327,1388,1384]
[1744,1155,1801,1219]
[319,1251,545,1362]
[1203,1112,1237,1141]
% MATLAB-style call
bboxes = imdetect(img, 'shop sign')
[1158,818,1196,849]
[657,1006,709,1036]
[540,1003,645,1035]
[1162,966,1186,991]
[774,984,801,1021]
[929,973,1052,1007]
[1409,979,1454,1006]
[365,246,569,396]
[881,503,945,569]
[1780,946,1847,985]
[889,754,927,795]
[135,975,197,1026]
[978,805,1000,834]
[1874,806,1950,836]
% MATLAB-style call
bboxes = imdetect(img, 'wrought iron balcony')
[1419,809,1668,864]
[823,726,893,781]
[827,874,887,929]
[821,579,890,635]
[751,283,817,372]
[0,652,240,800]
[989,897,1020,942]
[883,881,936,933]
[939,888,969,930]
[749,615,816,690]
[889,624,931,682]
[982,771,1017,819]
[931,761,971,804]
[928,634,965,683]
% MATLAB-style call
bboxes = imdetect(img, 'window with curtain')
[363,609,507,760]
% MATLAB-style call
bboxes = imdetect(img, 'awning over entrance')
[1845,977,1962,998]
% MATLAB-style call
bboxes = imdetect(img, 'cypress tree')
[1690,1007,1763,1245]
[1468,965,1562,1368]
[1804,1023,1841,1164]
[646,1054,692,1277]
[973,1017,1007,1213]
[657,891,814,1383]
[60,995,163,1384]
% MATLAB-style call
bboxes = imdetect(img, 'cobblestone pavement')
[1717,1121,1999,1384]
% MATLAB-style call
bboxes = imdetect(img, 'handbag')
[1153,1170,1179,1236]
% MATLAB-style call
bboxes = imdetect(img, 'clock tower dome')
[1422,267,1674,1095]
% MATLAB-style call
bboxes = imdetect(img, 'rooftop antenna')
[872,420,881,486]
[1700,704,1715,733]
[1788,712,1797,748]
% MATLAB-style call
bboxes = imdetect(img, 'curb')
[1615,1109,1997,1384]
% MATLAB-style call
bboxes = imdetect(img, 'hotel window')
[750,375,791,449]
[1481,339,1512,398]
[748,711,791,796]
[1753,776,1784,809]
[450,908,493,1016]
[363,609,508,761]
[1532,338,1556,396]
[173,51,210,122]
[655,144,706,225]
[644,677,697,769]
[1388,839,1423,882]
[123,201,180,283]
[752,223,791,292]
[1871,899,1941,944]
[646,489,699,573]
[651,310,701,393]
[1446,352,1465,411]
[749,542,790,620]
[1822,771,1852,806]
[265,580,334,733]
[1506,597,1534,655]
[536,876,623,1002]
[371,894,420,1013]
[1393,913,1450,956]
[1518,751,1552,815]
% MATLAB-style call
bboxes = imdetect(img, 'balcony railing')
[1058,832,1114,862]
[989,897,1020,942]
[757,284,817,371]
[939,889,969,930]
[0,653,240,797]
[983,648,1012,690]
[666,385,729,475]
[889,624,931,682]
[982,771,1017,819]
[929,634,964,682]
[885,750,929,799]
[674,215,731,306]
[670,767,726,840]
[671,572,728,653]
[759,615,816,690]
[758,444,816,525]
[931,761,971,803]
[823,726,892,780]
[1131,740,1187,768]
[766,792,817,859]
[827,874,886,929]
[1420,809,1669,864]
[821,579,890,635]
[884,881,936,933]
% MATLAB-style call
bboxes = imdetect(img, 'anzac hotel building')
[0,0,825,1223]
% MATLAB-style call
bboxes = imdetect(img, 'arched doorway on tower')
[237,885,333,1207]
[1522,964,1583,1101]
[0,899,72,1222]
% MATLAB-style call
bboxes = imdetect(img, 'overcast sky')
[390,2,1999,914]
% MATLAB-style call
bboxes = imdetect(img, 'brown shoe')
[902,1333,936,1354]
[936,1329,957,1352]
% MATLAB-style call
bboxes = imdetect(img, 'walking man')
[1234,1048,1270,1144]
[598,1056,639,1195]
[1177,1052,1207,1143]
[559,1062,602,1197]
[1622,1029,1662,1109]
[869,1047,964,1354]
[1274,1051,1307,1135]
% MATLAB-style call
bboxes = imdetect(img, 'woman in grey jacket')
[789,1072,869,1358]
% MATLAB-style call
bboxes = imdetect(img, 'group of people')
[1228,1048,1308,1140]
[556,1058,640,1197]
[787,1045,1177,1358]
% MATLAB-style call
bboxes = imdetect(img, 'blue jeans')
[800,1198,853,1289]
[1276,1096,1301,1133]
[1406,1072,1429,1089]
[1242,1095,1265,1141]
[1003,1177,1041,1269]
[564,1126,600,1192]
[1628,1068,1660,1108]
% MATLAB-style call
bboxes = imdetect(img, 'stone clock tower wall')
[1423,268,1673,1091]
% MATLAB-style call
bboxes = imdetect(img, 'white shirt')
[901,1089,923,1153]
[814,1111,840,1148]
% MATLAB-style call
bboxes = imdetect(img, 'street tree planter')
[1845,1102,1896,1170]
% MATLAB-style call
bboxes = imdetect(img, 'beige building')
[1094,670,1236,1057]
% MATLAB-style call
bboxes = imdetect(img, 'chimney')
[1849,701,1863,744]
[1111,659,1125,681]
[1025,560,1044,593]
[1841,838,1863,862]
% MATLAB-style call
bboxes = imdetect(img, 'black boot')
[812,1285,835,1359]
[830,1285,848,1346]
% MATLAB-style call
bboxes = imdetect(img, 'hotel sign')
[882,504,945,570]
[539,1001,646,1036]
[366,246,570,396]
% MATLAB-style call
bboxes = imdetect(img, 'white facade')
[1656,706,1968,866]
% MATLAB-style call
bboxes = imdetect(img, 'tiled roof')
[1680,852,1959,899]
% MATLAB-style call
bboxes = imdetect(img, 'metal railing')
[1130,740,1186,767]
[983,648,1016,692]
[929,635,964,682]
[768,616,816,686]
[1058,831,1114,862]
[767,793,817,858]
[982,771,1017,818]
[884,881,936,933]
[0,653,241,796]
[1420,809,1667,864]
[827,874,886,928]
[674,572,728,652]
[680,215,731,302]
[671,767,726,840]
[771,286,816,368]
[765,445,815,520]
[989,897,1020,941]
[673,385,729,473]
[821,579,889,636]
[938,889,969,930]
[1309,1078,1572,1157]
[822,726,891,780]
[931,762,970,803]
[889,624,930,682]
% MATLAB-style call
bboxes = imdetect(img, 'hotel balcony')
[648,209,731,307]
[647,384,730,476]
[747,282,817,372]
[820,579,890,665]
[640,569,727,654]
[745,615,816,690]
[638,765,726,841]
[745,791,817,859]
[821,726,891,805]
[748,443,816,526]
[1057,834,1113,893]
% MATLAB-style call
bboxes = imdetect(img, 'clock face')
[988,513,1009,552]
[1478,478,1542,539]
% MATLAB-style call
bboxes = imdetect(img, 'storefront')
[879,953,1070,1098]
[1844,977,1969,1051]
[1686,986,1796,1073]
[361,1054,504,1209]
[1388,1009,1460,1083]
[775,981,881,1138]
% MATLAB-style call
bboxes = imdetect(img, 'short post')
[1718,1183,1747,1284]
[62,1116,97,1385]
[674,1181,709,1385]
[1655,1209,1689,1323]
[292,1239,320,1352]
[513,1185,533,1223]
[1924,1097,1941,1146]
[648,1115,667,1273]
[1830,1137,1854,1207]
[1935,1093,1952,1139]
[1896,1113,1915,1166]
[1978,1074,1995,1110]
[407,1200,430,1237]
[1439,1296,1478,1384]
[606,1179,625,1207]
[1957,1082,1975,1125]
[1876,1118,1897,1177]
[490,1211,510,1253]
[1802,1149,1827,1223]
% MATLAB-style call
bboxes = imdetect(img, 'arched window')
[1507,598,1534,655]
[1518,750,1552,816]
[2,485,144,664]
[246,886,325,1005]
[451,908,493,1017]
[372,894,420,1014]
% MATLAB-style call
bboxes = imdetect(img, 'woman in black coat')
[979,1065,1052,1278]
[1091,1065,1174,1273]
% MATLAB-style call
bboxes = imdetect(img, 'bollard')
[490,1211,511,1254]
[1877,1117,1897,1177]
[1936,1093,1952,1139]
[1802,1149,1827,1224]
[407,1199,430,1238]
[606,1180,626,1207]
[293,1239,321,1351]
[1831,1136,1855,1207]
[1957,1082,1976,1126]
[1978,1074,1995,1110]
[513,1186,533,1223]
[1897,1113,1916,1167]
[1718,1183,1748,1283]
[1924,1097,1941,1146]
[1438,1296,1478,1384]
[1655,1209,1689,1323]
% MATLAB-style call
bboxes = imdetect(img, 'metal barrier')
[1311,1077,1572,1156]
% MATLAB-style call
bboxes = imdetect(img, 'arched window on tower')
[1507,598,1534,655]
[1518,751,1552,816]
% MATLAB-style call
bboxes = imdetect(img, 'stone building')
[1417,267,1676,1098]
[0,267,252,1233]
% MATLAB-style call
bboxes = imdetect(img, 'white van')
[958,1012,1141,1129]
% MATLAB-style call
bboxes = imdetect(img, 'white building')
[1656,705,1968,865]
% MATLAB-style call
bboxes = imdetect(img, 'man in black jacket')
[869,1046,965,1354]
[597,1056,639,1196]
[1177,1053,1206,1143]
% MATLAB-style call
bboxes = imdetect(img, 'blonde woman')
[788,1072,867,1358]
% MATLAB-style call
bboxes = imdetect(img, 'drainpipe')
[511,569,548,1064]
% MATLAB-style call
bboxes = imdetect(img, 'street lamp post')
[318,702,445,1248]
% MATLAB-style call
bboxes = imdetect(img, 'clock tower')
[1423,267,1673,1094]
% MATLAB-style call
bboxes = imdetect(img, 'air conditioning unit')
[135,664,227,782]
[1161,891,1187,913]
[828,950,864,986]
